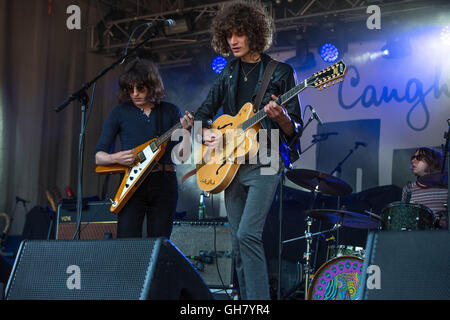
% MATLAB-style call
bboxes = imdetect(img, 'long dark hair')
[414,146,443,174]
[211,0,274,57]
[117,58,165,104]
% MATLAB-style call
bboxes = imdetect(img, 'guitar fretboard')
[241,79,308,131]
[156,122,183,147]
[278,79,307,106]
[242,109,267,131]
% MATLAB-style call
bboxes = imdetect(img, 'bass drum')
[307,255,364,300]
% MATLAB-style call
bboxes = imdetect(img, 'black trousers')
[117,171,178,239]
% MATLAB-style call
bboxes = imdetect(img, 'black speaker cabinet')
[359,231,450,300]
[5,238,213,300]
[170,219,233,289]
[56,201,117,240]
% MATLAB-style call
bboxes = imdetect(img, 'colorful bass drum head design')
[307,255,364,300]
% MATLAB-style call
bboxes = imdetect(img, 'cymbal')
[286,169,352,196]
[418,172,448,189]
[304,209,381,229]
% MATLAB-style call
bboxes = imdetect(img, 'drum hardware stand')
[283,222,342,299]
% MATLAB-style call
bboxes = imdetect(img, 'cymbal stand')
[283,223,341,299]
[304,216,313,300]
[328,143,363,243]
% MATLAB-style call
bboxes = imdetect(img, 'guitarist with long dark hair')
[95,58,193,239]
[195,1,303,300]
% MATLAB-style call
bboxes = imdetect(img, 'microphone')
[308,105,323,125]
[355,141,367,147]
[405,181,412,203]
[145,19,176,28]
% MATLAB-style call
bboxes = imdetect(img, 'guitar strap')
[253,59,279,111]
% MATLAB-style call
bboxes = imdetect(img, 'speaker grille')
[6,239,158,300]
[56,201,117,240]
[361,231,450,300]
[170,221,233,288]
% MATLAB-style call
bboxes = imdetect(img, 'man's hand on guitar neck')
[180,110,194,131]
[95,149,136,166]
[264,94,295,138]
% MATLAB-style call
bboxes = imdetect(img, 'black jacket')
[196,53,303,167]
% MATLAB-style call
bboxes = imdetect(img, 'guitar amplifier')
[56,201,117,240]
[170,219,234,289]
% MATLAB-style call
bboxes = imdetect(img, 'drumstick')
[363,210,382,220]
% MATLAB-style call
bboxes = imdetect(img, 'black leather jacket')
[196,53,303,167]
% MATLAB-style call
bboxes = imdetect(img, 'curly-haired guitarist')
[195,1,303,300]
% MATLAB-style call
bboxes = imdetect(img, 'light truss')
[87,0,449,67]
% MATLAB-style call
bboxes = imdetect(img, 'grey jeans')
[224,163,281,300]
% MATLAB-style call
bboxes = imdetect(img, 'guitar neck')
[241,80,308,131]
[155,122,183,147]
[277,79,308,106]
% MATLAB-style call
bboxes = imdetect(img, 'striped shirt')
[401,181,448,216]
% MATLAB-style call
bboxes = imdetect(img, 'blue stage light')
[211,56,227,74]
[320,43,339,62]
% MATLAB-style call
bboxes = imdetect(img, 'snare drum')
[307,255,364,300]
[381,201,434,231]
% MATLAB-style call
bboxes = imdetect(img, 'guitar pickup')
[137,151,146,163]
[149,142,158,153]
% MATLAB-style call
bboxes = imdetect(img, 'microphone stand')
[325,143,362,246]
[277,108,319,300]
[54,25,163,240]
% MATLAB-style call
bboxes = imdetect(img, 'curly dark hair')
[211,0,274,57]
[414,146,443,174]
[117,58,165,104]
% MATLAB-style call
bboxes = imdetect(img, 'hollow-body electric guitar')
[196,61,347,194]
[95,117,190,214]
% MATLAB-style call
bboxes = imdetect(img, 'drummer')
[402,147,448,229]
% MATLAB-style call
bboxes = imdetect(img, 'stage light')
[211,56,227,74]
[381,36,411,59]
[441,25,450,46]
[320,43,339,62]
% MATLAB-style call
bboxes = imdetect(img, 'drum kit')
[281,168,448,301]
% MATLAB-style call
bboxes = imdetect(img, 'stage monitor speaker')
[5,238,213,300]
[170,219,233,289]
[359,231,450,300]
[56,201,117,240]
